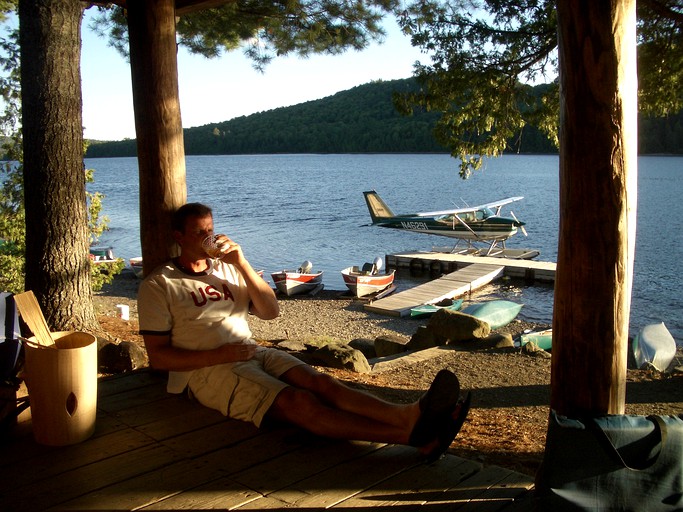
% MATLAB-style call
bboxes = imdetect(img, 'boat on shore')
[410,298,464,318]
[461,300,523,329]
[633,322,676,371]
[129,257,144,278]
[340,257,395,298]
[271,261,324,296]
[89,246,116,263]
[520,328,552,350]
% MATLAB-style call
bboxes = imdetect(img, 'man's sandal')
[425,391,472,463]
[408,369,460,447]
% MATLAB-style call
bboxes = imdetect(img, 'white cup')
[116,304,130,321]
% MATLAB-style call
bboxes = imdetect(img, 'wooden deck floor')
[2,370,535,511]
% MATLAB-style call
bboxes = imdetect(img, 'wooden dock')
[385,251,557,283]
[2,370,535,511]
[365,263,506,317]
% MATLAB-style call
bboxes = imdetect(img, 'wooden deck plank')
[365,263,504,317]
[444,466,535,511]
[138,439,385,510]
[2,370,535,512]
[330,454,482,509]
[50,428,310,511]
[234,444,425,509]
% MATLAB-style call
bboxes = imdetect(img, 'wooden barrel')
[24,331,97,445]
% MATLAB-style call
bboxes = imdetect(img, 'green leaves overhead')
[395,0,681,177]
[92,0,399,69]
[395,0,559,177]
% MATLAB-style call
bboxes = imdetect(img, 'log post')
[552,0,638,416]
[127,0,187,276]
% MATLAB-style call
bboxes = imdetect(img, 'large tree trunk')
[127,0,187,276]
[552,0,638,416]
[19,0,98,332]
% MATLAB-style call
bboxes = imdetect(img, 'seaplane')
[363,190,537,258]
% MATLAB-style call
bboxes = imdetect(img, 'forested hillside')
[85,78,682,158]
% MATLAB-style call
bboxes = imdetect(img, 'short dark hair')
[171,203,213,233]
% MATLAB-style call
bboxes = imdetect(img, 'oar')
[13,291,55,348]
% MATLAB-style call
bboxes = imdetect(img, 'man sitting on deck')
[138,202,470,462]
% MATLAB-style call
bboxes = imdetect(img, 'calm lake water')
[85,154,682,342]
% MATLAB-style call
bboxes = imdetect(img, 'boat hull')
[341,268,395,297]
[520,328,552,350]
[129,257,144,278]
[461,300,523,329]
[633,322,676,371]
[271,271,324,296]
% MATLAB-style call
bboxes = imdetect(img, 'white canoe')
[461,300,523,329]
[632,322,677,372]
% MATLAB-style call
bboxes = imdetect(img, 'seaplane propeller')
[510,211,528,236]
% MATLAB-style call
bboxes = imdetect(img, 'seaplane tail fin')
[363,190,395,223]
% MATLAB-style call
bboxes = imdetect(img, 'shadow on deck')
[2,370,535,511]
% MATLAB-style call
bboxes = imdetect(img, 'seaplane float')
[363,190,539,259]
[340,256,396,298]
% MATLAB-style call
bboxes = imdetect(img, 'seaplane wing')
[363,190,527,250]
[415,197,524,217]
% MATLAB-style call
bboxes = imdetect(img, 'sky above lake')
[80,8,427,142]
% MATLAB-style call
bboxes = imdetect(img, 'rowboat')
[632,322,677,371]
[129,257,144,278]
[271,261,324,296]
[520,328,552,351]
[340,257,395,298]
[461,300,523,329]
[89,246,116,263]
[410,298,464,318]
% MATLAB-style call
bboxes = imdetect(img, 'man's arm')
[215,236,280,320]
[143,333,257,371]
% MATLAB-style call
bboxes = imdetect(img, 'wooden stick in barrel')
[13,291,55,347]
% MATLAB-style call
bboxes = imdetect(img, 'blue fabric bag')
[535,411,683,511]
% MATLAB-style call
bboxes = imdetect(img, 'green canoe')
[520,328,552,351]
[410,298,464,318]
[461,300,523,329]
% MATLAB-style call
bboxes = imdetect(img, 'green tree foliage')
[0,25,123,294]
[91,0,399,69]
[394,0,682,177]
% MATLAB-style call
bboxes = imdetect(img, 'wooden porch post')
[551,0,638,416]
[127,0,187,276]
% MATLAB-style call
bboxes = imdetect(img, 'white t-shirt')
[138,258,256,393]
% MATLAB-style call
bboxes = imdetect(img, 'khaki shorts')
[187,347,306,427]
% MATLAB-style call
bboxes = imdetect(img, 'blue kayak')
[461,300,523,329]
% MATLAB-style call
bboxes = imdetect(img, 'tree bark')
[19,0,99,332]
[552,0,638,416]
[127,0,187,276]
